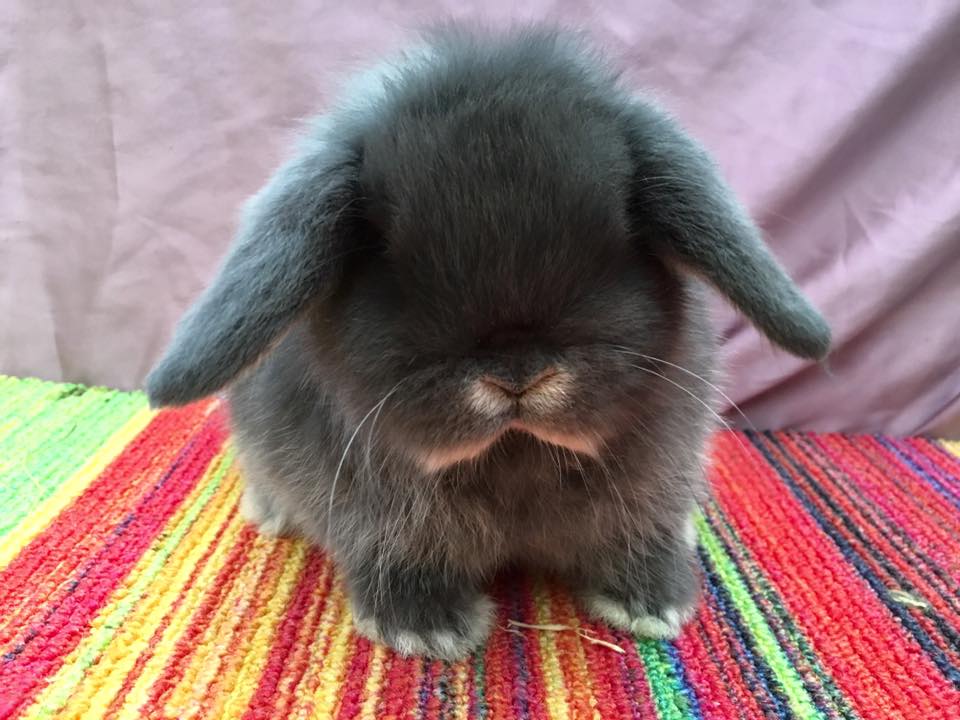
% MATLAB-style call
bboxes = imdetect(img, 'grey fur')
[146,26,830,659]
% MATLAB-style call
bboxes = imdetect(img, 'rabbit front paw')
[351,593,494,660]
[346,561,494,660]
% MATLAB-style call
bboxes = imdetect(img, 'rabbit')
[146,26,830,661]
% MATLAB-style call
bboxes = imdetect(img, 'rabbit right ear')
[619,99,831,360]
[146,144,361,407]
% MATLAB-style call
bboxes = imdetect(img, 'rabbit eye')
[475,323,537,351]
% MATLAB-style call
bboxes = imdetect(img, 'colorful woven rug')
[1,376,959,719]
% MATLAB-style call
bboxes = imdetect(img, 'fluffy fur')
[146,26,830,660]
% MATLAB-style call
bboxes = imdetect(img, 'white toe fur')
[459,594,496,647]
[582,593,633,629]
[582,594,697,640]
[631,613,678,639]
[683,512,699,549]
[430,630,462,659]
[239,486,260,522]
[239,485,289,537]
[632,603,698,639]
[352,614,384,644]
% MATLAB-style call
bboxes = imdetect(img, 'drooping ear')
[146,144,361,407]
[620,100,831,360]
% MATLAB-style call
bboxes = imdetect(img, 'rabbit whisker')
[611,346,754,431]
[327,381,404,541]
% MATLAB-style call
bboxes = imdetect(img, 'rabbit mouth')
[503,420,600,457]
[414,420,600,474]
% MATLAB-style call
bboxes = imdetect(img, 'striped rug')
[1,375,959,719]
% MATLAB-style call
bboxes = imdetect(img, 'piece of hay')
[506,619,626,653]
[888,589,930,610]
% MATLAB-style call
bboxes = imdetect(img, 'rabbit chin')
[415,421,601,474]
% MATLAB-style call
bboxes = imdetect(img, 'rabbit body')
[148,27,829,660]
[229,302,711,658]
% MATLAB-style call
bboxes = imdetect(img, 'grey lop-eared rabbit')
[147,27,830,660]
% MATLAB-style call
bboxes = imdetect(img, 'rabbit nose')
[468,367,572,417]
[479,368,560,398]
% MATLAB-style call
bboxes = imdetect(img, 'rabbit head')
[147,29,829,473]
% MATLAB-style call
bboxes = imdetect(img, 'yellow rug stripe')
[309,581,359,719]
[272,561,336,720]
[290,582,349,717]
[161,534,281,718]
[451,655,471,720]
[214,543,308,719]
[112,511,249,718]
[553,591,602,720]
[25,454,240,720]
[358,643,389,719]
[190,541,297,719]
[535,586,572,720]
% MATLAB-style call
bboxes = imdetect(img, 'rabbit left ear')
[146,144,361,407]
[620,100,831,360]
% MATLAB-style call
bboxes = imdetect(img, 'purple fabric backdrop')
[3,1,959,435]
